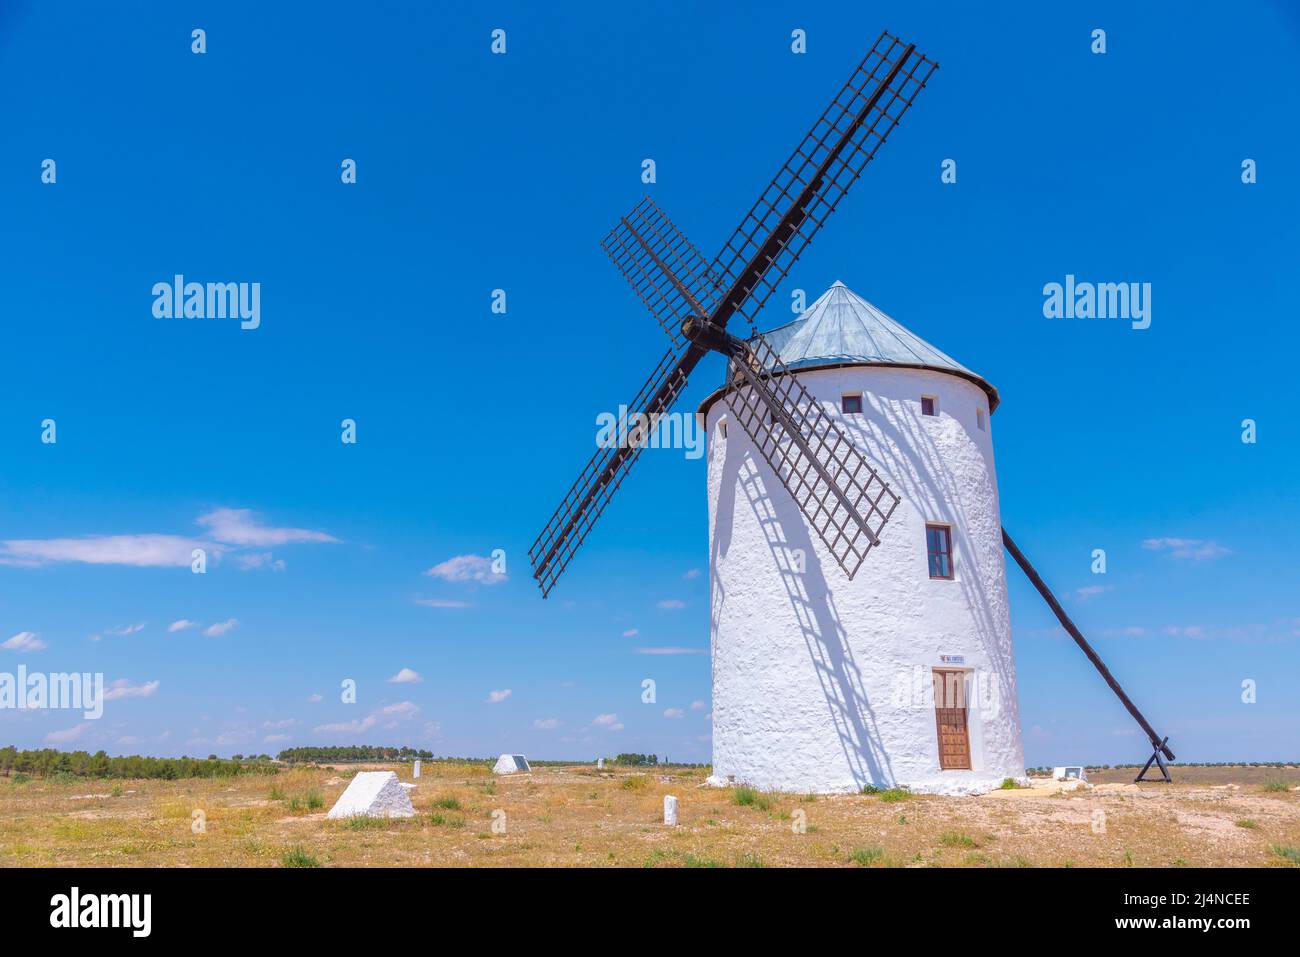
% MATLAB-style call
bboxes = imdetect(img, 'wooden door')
[932,669,971,770]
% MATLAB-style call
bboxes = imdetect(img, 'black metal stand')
[1135,737,1173,783]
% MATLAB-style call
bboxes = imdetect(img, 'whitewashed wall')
[703,365,1026,795]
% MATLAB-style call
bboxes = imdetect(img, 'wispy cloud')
[657,599,685,610]
[2,631,46,652]
[634,646,707,655]
[89,622,146,642]
[533,718,561,730]
[423,554,507,586]
[387,667,422,684]
[414,598,470,609]
[622,628,639,638]
[204,618,239,637]
[485,689,512,704]
[103,679,160,701]
[690,700,705,711]
[683,568,701,580]
[1074,585,1111,601]
[234,552,285,572]
[167,619,196,633]
[663,708,684,719]
[592,713,622,731]
[306,693,323,703]
[0,534,208,568]
[1142,537,1231,561]
[45,723,91,745]
[314,700,419,736]
[1164,625,1207,639]
[197,508,338,547]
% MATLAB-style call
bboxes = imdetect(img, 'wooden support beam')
[1002,527,1175,764]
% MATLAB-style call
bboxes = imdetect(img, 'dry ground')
[1,763,1297,868]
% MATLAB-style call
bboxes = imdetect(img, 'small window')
[921,396,937,417]
[976,409,986,431]
[841,394,863,414]
[718,420,728,438]
[926,524,953,579]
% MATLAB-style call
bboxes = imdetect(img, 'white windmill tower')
[697,281,1021,794]
[531,31,1177,793]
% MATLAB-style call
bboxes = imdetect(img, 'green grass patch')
[1271,845,1300,865]
[732,786,773,810]
[622,775,650,791]
[1235,819,1259,830]
[432,795,462,810]
[281,845,320,868]
[940,832,977,848]
[849,845,884,866]
[1261,779,1291,793]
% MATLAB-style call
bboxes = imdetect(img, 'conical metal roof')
[737,280,999,411]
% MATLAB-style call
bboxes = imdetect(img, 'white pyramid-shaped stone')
[493,753,530,774]
[326,770,416,819]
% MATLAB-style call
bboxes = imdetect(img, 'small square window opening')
[841,394,863,414]
[921,396,937,417]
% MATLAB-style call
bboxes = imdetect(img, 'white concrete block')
[663,794,678,826]
[326,771,416,819]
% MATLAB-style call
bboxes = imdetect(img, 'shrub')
[281,845,320,868]
[850,845,884,866]
[621,775,650,791]
[940,832,976,848]
[1261,779,1290,793]
[1272,845,1300,865]
[432,795,462,810]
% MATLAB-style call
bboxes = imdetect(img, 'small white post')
[413,759,422,779]
[597,757,604,770]
[663,794,678,826]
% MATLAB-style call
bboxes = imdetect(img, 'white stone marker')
[413,759,422,778]
[326,770,416,819]
[597,757,604,770]
[663,794,678,826]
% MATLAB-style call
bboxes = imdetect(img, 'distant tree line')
[0,747,277,780]
[277,745,435,764]
[613,753,659,767]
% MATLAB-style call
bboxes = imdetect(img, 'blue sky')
[1,1,1297,765]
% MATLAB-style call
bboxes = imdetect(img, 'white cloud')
[204,618,239,637]
[1164,625,1207,639]
[533,718,561,730]
[2,631,46,652]
[167,619,196,633]
[45,723,91,745]
[664,708,684,719]
[196,508,338,547]
[314,701,418,736]
[89,622,146,642]
[103,679,160,701]
[622,628,639,638]
[314,714,378,735]
[657,599,685,610]
[592,713,620,727]
[263,718,298,729]
[0,534,208,568]
[235,552,285,572]
[264,733,291,744]
[414,598,471,609]
[485,689,512,704]
[1074,585,1111,601]
[387,667,423,684]
[683,568,701,579]
[1141,537,1231,561]
[634,646,707,655]
[306,693,323,703]
[423,554,507,586]
[690,700,705,711]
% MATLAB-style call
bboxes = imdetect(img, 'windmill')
[529,31,1175,789]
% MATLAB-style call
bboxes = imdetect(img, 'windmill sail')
[602,197,724,347]
[531,30,936,596]
[723,334,900,579]
[529,344,693,597]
